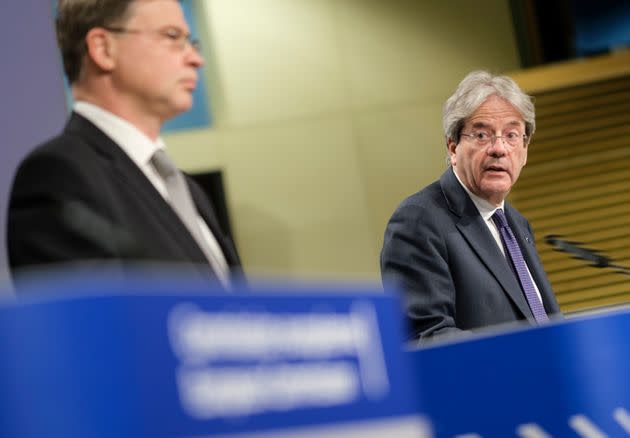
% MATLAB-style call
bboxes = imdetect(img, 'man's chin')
[482,172,511,185]
[164,100,194,121]
[176,97,194,112]
[480,183,511,202]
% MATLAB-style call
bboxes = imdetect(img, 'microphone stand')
[545,234,630,276]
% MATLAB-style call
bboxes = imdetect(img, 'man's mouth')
[485,165,508,174]
[180,78,197,91]
[486,165,505,171]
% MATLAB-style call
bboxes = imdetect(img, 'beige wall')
[165,0,521,281]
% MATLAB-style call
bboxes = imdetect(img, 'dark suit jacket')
[381,167,560,341]
[8,112,241,286]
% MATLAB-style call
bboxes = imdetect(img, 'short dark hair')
[55,0,136,83]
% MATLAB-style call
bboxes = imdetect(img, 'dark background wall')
[511,0,630,68]
[0,2,67,290]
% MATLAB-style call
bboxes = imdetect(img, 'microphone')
[544,234,611,268]
[545,234,630,275]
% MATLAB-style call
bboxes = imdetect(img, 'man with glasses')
[381,70,560,342]
[8,0,241,287]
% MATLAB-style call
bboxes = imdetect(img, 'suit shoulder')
[20,130,97,165]
[10,132,104,200]
[505,202,530,225]
[391,180,446,219]
[383,180,454,244]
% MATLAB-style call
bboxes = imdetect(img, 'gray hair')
[442,70,535,164]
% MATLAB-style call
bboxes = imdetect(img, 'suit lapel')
[440,169,534,320]
[187,179,241,268]
[112,163,209,262]
[65,113,209,265]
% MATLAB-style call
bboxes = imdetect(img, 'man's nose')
[186,45,204,68]
[487,135,508,156]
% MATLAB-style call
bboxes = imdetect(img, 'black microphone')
[545,234,630,276]
[544,234,611,268]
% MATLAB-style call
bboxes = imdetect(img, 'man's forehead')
[124,0,190,34]
[126,0,184,21]
[132,0,179,5]
[466,97,525,126]
[469,119,524,128]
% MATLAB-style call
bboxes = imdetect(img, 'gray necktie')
[151,149,229,286]
[492,209,548,323]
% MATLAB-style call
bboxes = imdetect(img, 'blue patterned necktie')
[492,209,549,323]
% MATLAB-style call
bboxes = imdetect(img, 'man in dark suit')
[381,71,560,342]
[7,0,241,286]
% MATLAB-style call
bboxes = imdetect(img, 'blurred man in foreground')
[8,0,241,287]
[381,70,560,342]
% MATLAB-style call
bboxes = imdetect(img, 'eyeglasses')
[103,26,200,52]
[460,131,528,148]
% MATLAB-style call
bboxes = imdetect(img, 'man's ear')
[84,28,116,72]
[447,137,458,166]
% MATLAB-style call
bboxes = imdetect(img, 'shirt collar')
[452,168,504,221]
[74,101,165,167]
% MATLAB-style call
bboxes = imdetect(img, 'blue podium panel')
[0,274,429,438]
[410,311,630,437]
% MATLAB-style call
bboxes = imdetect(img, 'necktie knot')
[492,208,508,229]
[151,149,177,178]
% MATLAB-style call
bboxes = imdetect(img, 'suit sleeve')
[7,153,126,270]
[381,203,463,342]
